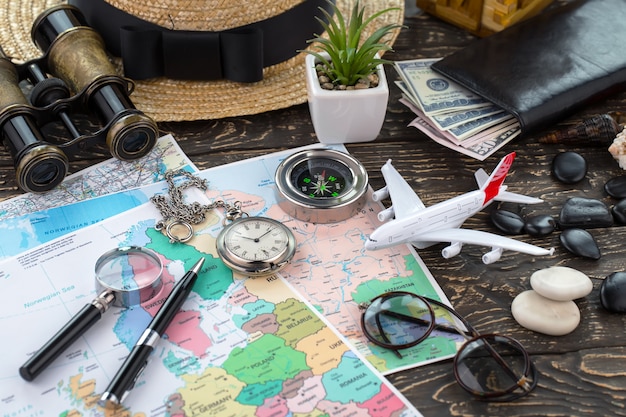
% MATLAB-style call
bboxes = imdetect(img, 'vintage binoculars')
[0,5,158,193]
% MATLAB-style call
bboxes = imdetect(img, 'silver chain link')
[150,170,245,242]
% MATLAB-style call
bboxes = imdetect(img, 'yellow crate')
[416,0,553,36]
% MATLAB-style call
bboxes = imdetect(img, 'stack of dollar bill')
[394,58,521,160]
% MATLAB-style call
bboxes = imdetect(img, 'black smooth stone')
[552,151,587,184]
[524,214,556,237]
[612,199,626,224]
[605,176,626,199]
[558,197,613,229]
[600,272,626,313]
[491,209,525,234]
[559,228,601,260]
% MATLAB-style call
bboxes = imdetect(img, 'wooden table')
[2,2,625,416]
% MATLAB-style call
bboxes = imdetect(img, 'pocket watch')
[216,216,297,277]
[150,170,296,276]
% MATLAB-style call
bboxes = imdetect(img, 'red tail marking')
[482,152,516,205]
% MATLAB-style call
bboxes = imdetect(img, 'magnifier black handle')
[19,303,103,381]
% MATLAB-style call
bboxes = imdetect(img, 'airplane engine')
[482,247,504,264]
[377,207,395,222]
[372,186,389,202]
[441,242,462,259]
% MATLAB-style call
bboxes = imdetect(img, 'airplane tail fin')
[480,152,516,205]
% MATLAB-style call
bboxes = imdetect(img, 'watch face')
[224,218,290,261]
[217,217,296,276]
[291,158,353,199]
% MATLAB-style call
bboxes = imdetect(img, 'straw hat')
[0,0,404,121]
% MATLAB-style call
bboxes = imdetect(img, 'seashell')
[538,113,623,145]
[609,128,626,170]
[609,111,626,125]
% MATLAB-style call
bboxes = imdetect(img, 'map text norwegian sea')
[0,134,196,259]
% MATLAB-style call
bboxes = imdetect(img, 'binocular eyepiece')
[0,5,158,193]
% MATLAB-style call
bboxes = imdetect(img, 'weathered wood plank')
[1,2,625,416]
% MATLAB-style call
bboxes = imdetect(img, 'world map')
[0,134,196,259]
[1,205,419,416]
[0,143,457,416]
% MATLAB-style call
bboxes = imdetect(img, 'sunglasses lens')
[362,293,434,348]
[454,335,535,400]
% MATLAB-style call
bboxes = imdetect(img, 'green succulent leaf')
[299,0,404,87]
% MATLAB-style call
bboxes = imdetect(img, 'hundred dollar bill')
[460,118,520,148]
[400,94,515,144]
[399,97,520,160]
[395,80,504,131]
[448,111,515,140]
[408,115,520,161]
[395,59,490,115]
[395,80,419,109]
[426,105,505,131]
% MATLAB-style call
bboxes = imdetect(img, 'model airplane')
[365,152,554,264]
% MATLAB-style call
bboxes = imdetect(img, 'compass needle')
[275,149,369,224]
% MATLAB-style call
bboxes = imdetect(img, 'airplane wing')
[381,160,425,218]
[416,228,553,263]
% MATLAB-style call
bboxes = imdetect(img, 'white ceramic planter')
[305,53,389,144]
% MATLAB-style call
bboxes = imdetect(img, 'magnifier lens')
[95,247,163,307]
[19,246,164,382]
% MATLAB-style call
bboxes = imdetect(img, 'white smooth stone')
[530,266,593,301]
[511,290,580,336]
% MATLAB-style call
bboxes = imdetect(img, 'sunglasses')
[359,291,538,401]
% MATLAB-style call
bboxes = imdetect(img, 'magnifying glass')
[19,246,163,382]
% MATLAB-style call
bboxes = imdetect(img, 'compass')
[275,148,369,223]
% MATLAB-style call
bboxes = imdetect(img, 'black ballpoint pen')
[98,257,204,408]
[19,290,115,381]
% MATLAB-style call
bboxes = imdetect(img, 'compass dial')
[275,148,369,224]
[292,159,352,199]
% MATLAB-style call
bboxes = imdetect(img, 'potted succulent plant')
[303,0,403,144]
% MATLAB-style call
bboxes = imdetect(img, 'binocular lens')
[121,130,150,154]
[109,114,158,160]
[0,4,159,193]
[90,84,158,160]
[3,114,68,193]
[123,131,150,154]
[28,157,65,187]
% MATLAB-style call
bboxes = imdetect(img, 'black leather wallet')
[431,0,626,134]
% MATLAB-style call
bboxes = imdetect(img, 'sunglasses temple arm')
[477,338,533,392]
[381,310,472,338]
[378,313,531,389]
[418,298,532,390]
[375,311,405,359]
